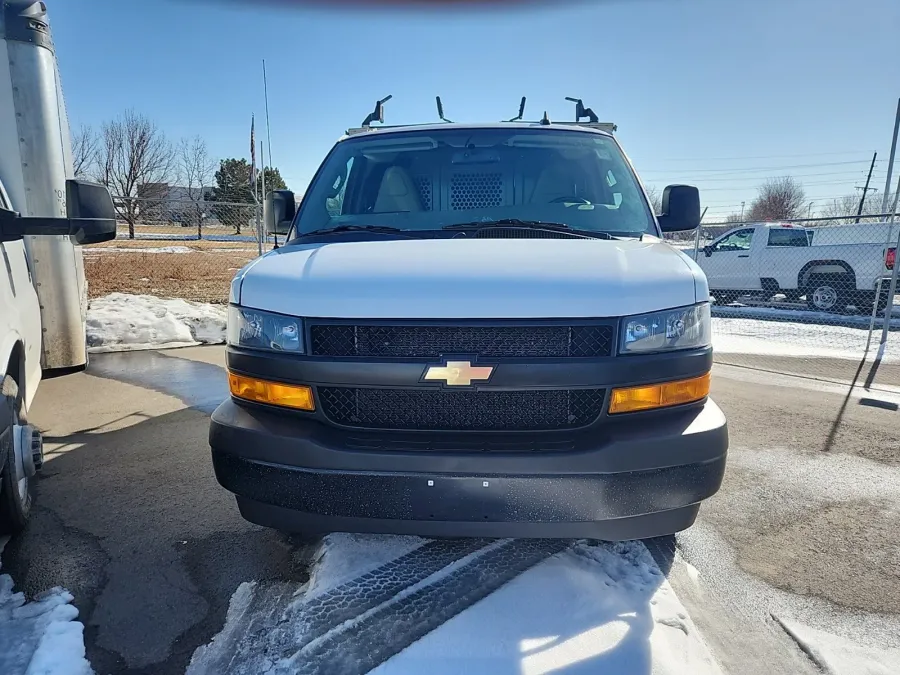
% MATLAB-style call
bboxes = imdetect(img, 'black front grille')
[318,387,605,431]
[310,324,613,358]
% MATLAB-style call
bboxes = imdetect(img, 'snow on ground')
[124,233,274,244]
[369,540,722,675]
[85,291,900,364]
[83,246,195,254]
[775,618,900,675]
[0,537,92,675]
[84,246,251,254]
[711,306,900,362]
[187,535,723,675]
[86,293,226,352]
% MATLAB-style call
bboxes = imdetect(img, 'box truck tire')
[0,375,32,534]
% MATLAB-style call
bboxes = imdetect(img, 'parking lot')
[3,341,898,674]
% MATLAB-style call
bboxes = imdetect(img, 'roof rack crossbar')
[345,120,618,136]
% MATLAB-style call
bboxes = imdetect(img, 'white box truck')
[1,1,117,533]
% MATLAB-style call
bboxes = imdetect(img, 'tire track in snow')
[282,538,569,675]
[188,538,489,675]
[282,538,491,655]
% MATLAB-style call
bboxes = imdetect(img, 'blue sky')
[50,0,900,220]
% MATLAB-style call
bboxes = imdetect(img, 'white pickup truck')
[1,0,117,534]
[695,223,896,312]
[209,102,729,541]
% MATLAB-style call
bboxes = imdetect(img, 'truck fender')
[797,260,856,289]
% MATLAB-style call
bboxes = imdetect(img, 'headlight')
[620,303,710,354]
[227,306,304,353]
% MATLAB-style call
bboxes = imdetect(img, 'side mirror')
[0,180,117,245]
[657,185,701,233]
[265,190,295,235]
[703,245,713,257]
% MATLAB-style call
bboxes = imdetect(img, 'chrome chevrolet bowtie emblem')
[424,361,494,386]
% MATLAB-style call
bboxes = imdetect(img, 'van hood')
[234,238,705,319]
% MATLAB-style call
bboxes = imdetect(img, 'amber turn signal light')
[228,372,315,411]
[609,372,710,414]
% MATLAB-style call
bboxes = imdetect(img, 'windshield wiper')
[442,219,617,240]
[299,224,410,237]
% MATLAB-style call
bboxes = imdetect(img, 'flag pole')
[250,114,262,256]
[261,140,273,250]
[263,59,274,174]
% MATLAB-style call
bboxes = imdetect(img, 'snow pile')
[86,293,227,353]
[83,246,195,254]
[188,536,723,675]
[0,538,92,675]
[712,314,900,362]
[372,540,722,675]
[776,618,900,675]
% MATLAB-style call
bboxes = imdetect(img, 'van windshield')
[292,127,657,237]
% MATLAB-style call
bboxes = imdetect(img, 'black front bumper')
[209,397,728,539]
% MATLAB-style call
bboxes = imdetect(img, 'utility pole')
[882,98,900,215]
[739,201,745,222]
[855,151,877,223]
[807,201,814,218]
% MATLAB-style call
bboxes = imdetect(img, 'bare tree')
[644,185,663,214]
[819,194,860,225]
[722,212,746,224]
[95,110,176,239]
[177,136,216,239]
[746,176,806,222]
[71,124,98,179]
[819,191,897,225]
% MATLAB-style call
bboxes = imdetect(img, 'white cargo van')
[1,1,117,533]
[209,99,728,541]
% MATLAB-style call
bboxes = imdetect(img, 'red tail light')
[887,247,896,270]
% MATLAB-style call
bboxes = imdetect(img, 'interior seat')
[373,166,423,213]
[530,163,578,203]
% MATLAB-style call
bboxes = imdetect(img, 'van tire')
[805,275,849,313]
[0,376,32,534]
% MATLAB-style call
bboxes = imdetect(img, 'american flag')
[249,115,257,187]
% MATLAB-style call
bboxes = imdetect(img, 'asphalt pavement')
[2,345,898,674]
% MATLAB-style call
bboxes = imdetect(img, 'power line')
[671,169,876,183]
[699,192,874,208]
[647,150,872,162]
[639,159,878,175]
[698,179,872,192]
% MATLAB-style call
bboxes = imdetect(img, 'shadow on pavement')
[2,402,309,675]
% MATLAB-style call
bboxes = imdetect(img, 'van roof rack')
[346,96,617,135]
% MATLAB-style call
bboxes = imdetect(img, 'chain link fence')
[82,197,899,385]
[665,213,900,385]
[82,197,270,303]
